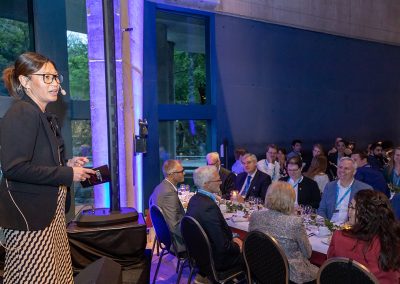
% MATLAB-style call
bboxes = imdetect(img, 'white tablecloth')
[224,212,329,255]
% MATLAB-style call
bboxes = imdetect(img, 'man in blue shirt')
[351,151,390,198]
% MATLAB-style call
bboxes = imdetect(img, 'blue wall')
[214,14,400,158]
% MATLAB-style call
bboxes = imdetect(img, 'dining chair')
[149,205,187,284]
[243,230,289,284]
[317,257,379,284]
[180,216,246,284]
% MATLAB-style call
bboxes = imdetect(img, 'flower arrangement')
[226,201,247,213]
[324,219,342,232]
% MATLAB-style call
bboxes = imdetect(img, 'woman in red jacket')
[327,189,400,284]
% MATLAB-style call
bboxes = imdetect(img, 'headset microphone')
[59,85,67,96]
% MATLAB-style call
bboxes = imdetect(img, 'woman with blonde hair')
[249,181,318,283]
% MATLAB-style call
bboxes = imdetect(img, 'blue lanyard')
[291,176,303,189]
[335,182,353,209]
[265,160,276,180]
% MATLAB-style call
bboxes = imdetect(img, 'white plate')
[321,238,331,245]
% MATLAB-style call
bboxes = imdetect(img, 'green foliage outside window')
[174,51,206,104]
[0,18,29,96]
[67,32,89,100]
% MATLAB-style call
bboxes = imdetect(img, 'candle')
[231,190,238,202]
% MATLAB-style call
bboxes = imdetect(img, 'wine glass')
[255,197,263,210]
[304,205,312,223]
[248,196,255,209]
[310,209,317,224]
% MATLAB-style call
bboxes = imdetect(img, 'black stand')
[76,208,138,227]
[76,0,137,227]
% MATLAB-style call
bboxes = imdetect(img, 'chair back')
[317,257,379,284]
[243,230,289,284]
[149,205,172,251]
[180,216,218,281]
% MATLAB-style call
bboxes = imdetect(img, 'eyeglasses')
[287,168,300,172]
[207,179,222,183]
[31,73,63,84]
[170,169,185,174]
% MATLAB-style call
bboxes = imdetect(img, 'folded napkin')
[231,216,249,222]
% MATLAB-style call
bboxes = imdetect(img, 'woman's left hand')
[67,157,89,167]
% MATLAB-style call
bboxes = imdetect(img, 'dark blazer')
[0,97,73,231]
[219,167,236,199]
[186,192,242,271]
[355,164,390,197]
[279,176,321,209]
[235,170,271,201]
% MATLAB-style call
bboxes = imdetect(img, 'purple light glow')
[87,0,144,211]
[86,0,109,208]
[113,0,127,208]
[129,0,144,212]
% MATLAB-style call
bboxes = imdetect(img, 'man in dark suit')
[186,165,243,272]
[279,156,321,209]
[149,160,186,252]
[235,153,271,202]
[206,152,236,199]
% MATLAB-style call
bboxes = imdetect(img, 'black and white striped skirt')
[3,186,73,284]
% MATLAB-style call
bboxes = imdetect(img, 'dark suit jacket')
[219,167,236,199]
[235,170,271,201]
[186,192,242,271]
[280,176,321,209]
[0,96,73,231]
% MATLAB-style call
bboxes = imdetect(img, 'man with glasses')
[257,144,281,181]
[149,159,186,252]
[206,152,235,199]
[279,156,321,209]
[186,166,244,280]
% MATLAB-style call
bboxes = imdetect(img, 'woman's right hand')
[72,167,97,182]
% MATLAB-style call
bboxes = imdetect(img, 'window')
[66,2,92,207]
[156,11,207,105]
[159,120,208,186]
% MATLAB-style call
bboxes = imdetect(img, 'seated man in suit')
[279,156,321,209]
[186,165,243,273]
[351,150,390,198]
[206,152,236,200]
[318,157,372,224]
[149,160,186,252]
[235,153,271,202]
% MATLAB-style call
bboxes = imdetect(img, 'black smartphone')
[80,165,111,188]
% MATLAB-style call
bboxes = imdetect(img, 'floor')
[144,231,192,284]
[0,229,193,284]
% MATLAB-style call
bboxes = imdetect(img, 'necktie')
[242,175,252,196]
